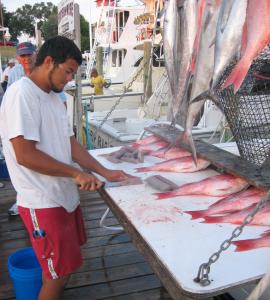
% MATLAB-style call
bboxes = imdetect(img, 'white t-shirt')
[0,77,80,212]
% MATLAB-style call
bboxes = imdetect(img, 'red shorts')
[18,205,87,279]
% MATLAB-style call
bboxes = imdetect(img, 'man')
[8,41,36,87]
[90,67,106,95]
[7,42,36,216]
[0,36,128,300]
[1,58,15,92]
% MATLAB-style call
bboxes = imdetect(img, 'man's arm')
[70,136,129,182]
[11,136,103,191]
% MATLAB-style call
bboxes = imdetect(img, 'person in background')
[1,59,16,92]
[7,42,36,216]
[8,42,36,87]
[0,36,129,300]
[90,68,106,95]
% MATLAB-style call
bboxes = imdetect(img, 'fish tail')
[135,167,150,173]
[185,210,206,220]
[182,132,197,166]
[232,239,261,252]
[154,191,174,200]
[222,58,251,93]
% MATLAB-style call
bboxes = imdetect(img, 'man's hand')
[74,171,104,191]
[103,169,130,182]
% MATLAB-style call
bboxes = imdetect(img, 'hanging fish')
[223,0,270,93]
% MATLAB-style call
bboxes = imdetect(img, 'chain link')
[90,61,147,146]
[194,189,270,286]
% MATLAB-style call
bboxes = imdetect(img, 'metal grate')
[216,47,270,166]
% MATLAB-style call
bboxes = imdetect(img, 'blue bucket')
[8,247,42,300]
[0,159,10,179]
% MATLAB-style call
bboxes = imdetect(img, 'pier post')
[143,41,152,103]
[96,46,103,76]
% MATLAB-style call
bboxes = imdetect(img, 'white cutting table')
[89,144,269,299]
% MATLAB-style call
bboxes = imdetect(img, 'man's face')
[17,53,36,74]
[48,58,78,93]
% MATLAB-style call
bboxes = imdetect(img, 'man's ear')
[43,56,54,69]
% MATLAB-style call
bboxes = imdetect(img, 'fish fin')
[182,131,197,167]
[222,58,251,93]
[232,239,262,252]
[185,210,206,220]
[191,90,223,111]
[154,191,173,200]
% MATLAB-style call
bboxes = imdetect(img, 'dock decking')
[0,180,172,300]
[0,179,234,300]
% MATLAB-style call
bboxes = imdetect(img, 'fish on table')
[148,146,191,160]
[131,135,161,147]
[155,173,249,200]
[136,156,210,173]
[203,201,270,226]
[133,140,169,153]
[223,0,270,93]
[232,230,270,252]
[185,187,266,219]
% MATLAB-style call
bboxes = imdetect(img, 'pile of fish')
[164,0,270,163]
[184,187,269,252]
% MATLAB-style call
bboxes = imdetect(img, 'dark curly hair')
[35,36,82,66]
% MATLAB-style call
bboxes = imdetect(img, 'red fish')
[203,202,270,226]
[148,146,191,160]
[232,231,270,252]
[155,174,249,200]
[131,135,161,147]
[133,141,169,152]
[185,187,266,219]
[223,0,270,93]
[136,156,210,173]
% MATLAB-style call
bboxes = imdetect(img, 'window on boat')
[114,10,130,42]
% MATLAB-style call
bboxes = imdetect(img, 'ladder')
[86,0,117,79]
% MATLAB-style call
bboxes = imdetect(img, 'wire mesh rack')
[216,47,270,166]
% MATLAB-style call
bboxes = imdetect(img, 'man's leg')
[39,273,70,300]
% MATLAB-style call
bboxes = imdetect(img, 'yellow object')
[90,75,106,95]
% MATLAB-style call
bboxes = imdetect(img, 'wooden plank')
[0,180,175,300]
[145,123,270,189]
[63,274,162,299]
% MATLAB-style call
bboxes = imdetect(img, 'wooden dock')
[0,179,172,300]
[0,179,235,300]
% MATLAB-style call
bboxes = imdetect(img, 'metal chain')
[194,189,270,286]
[91,61,147,145]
